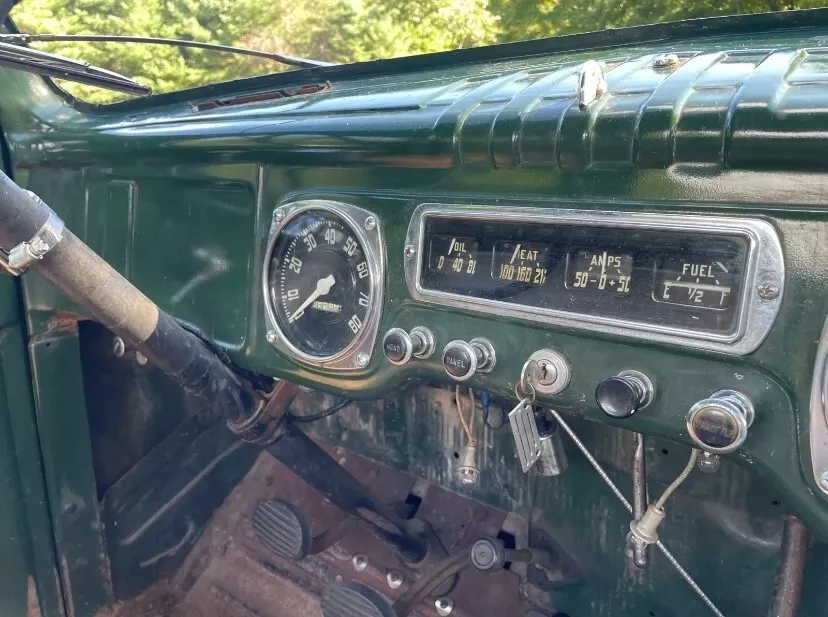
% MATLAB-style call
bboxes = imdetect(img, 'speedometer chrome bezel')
[262,199,385,370]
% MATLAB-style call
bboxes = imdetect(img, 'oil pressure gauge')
[263,200,384,370]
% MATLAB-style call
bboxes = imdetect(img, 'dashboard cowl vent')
[193,81,330,111]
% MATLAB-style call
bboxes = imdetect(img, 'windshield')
[10,0,826,103]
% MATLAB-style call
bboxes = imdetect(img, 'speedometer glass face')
[268,210,373,358]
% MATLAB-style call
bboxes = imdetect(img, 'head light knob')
[382,326,435,366]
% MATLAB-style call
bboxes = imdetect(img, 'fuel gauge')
[653,254,742,311]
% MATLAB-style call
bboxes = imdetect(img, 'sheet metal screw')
[404,245,416,259]
[386,571,403,589]
[697,451,721,474]
[757,281,780,300]
[364,216,377,231]
[435,598,454,616]
[62,502,78,516]
[135,351,148,366]
[356,352,369,368]
[352,554,368,571]
[820,471,828,492]
[273,209,285,224]
[266,330,278,344]
[112,337,125,358]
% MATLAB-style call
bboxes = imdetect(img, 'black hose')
[287,398,353,423]
[173,317,274,392]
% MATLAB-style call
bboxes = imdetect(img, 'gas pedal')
[321,581,397,617]
[251,499,311,561]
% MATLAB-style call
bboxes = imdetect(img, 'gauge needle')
[288,274,335,323]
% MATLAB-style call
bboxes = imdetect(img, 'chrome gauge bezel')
[404,204,784,356]
[262,200,385,370]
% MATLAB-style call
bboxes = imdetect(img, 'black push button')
[595,371,653,419]
[596,377,640,418]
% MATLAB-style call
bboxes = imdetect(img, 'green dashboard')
[3,11,828,617]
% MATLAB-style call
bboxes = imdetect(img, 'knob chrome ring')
[410,326,436,359]
[470,337,496,373]
[618,369,655,409]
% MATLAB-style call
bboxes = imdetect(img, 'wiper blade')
[1,33,334,69]
[0,40,151,95]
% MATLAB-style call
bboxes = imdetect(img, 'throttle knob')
[686,389,754,454]
[596,370,654,419]
[382,327,435,366]
[442,338,495,382]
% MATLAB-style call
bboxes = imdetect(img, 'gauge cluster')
[418,216,749,335]
[406,205,784,356]
[262,201,784,368]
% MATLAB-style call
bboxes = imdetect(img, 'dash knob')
[382,327,435,366]
[687,389,754,454]
[442,338,495,382]
[596,370,654,419]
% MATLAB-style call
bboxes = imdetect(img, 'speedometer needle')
[288,274,335,323]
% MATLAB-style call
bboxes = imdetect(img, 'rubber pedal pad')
[321,581,397,617]
[251,498,312,561]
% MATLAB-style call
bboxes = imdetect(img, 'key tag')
[508,360,542,473]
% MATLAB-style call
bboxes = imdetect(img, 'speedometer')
[263,201,384,369]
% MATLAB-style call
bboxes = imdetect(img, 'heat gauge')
[566,250,633,294]
[653,258,738,310]
[428,235,478,277]
[491,241,550,286]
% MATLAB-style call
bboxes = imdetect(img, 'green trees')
[9,0,822,103]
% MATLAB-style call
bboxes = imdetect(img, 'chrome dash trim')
[809,315,828,495]
[404,204,784,356]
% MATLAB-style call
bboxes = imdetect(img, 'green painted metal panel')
[28,329,111,617]
[0,274,65,617]
[0,12,828,616]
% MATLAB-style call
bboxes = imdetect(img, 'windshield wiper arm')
[0,40,151,95]
[1,33,334,69]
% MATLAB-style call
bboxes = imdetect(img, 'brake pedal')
[321,581,397,617]
[251,499,311,561]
